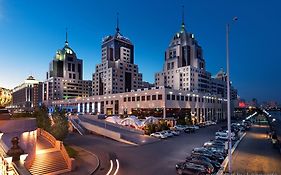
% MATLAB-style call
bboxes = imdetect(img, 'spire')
[181,5,186,33]
[116,12,120,33]
[65,28,69,46]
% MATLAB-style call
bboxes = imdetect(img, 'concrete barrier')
[80,122,121,141]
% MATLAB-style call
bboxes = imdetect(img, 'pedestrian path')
[231,124,281,174]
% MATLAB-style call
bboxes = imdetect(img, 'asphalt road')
[231,124,281,174]
[65,124,223,175]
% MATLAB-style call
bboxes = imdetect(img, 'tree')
[33,105,51,132]
[49,111,68,141]
[144,123,157,135]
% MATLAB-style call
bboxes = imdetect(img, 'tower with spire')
[155,6,211,93]
[43,30,92,102]
[92,14,143,95]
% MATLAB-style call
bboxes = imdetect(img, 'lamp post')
[226,17,237,174]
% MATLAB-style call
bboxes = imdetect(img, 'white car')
[215,135,235,141]
[171,130,180,136]
[174,125,186,131]
[186,125,199,130]
[205,121,217,126]
[162,130,174,137]
[150,132,167,139]
[216,131,235,137]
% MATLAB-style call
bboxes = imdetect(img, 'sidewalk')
[62,146,99,175]
[230,124,281,174]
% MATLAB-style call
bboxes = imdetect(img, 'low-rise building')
[12,76,42,111]
[50,86,227,123]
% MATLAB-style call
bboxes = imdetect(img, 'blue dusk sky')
[0,0,280,103]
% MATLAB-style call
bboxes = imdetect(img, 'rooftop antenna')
[65,28,69,46]
[181,5,185,32]
[116,12,120,33]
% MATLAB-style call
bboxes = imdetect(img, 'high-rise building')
[12,76,43,111]
[92,17,143,95]
[43,33,92,102]
[155,11,211,93]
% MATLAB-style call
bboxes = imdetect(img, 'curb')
[72,146,100,175]
[216,132,247,175]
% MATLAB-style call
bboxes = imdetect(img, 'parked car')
[150,132,167,139]
[175,162,211,175]
[171,130,180,136]
[216,131,235,137]
[186,125,199,130]
[215,134,235,141]
[191,148,224,163]
[185,157,214,173]
[174,125,186,131]
[203,140,226,148]
[197,122,206,128]
[190,155,221,171]
[184,128,195,133]
[162,130,174,137]
[205,146,227,157]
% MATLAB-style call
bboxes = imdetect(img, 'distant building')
[12,76,43,111]
[155,17,211,93]
[141,81,154,89]
[92,19,143,95]
[0,87,12,108]
[43,33,92,103]
[211,68,238,100]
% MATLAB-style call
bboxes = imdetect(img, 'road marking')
[106,160,113,175]
[113,159,119,175]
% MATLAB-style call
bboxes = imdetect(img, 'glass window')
[172,95,175,100]
[141,96,145,101]
[152,95,157,100]
[147,95,151,101]
[181,95,184,101]
[128,97,131,102]
[167,94,170,100]
[177,95,180,101]
[132,97,135,101]
[137,96,140,101]
[123,97,126,102]
[158,94,162,100]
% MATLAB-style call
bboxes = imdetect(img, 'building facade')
[211,68,238,100]
[51,86,227,122]
[92,23,143,95]
[43,35,92,103]
[12,76,43,111]
[155,19,211,93]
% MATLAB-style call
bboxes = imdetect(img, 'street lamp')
[226,17,238,174]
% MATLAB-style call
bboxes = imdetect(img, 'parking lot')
[66,122,229,175]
